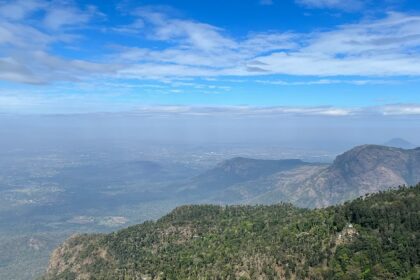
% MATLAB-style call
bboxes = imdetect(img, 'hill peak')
[384,138,416,149]
[333,144,403,170]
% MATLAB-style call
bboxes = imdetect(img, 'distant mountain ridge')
[384,138,417,149]
[174,157,310,195]
[180,144,420,208]
[212,157,305,180]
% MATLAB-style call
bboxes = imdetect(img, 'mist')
[1,112,419,155]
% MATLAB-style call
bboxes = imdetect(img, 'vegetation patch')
[43,185,420,280]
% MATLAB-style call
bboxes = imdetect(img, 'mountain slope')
[282,144,420,207]
[195,145,420,208]
[210,164,326,204]
[174,157,311,196]
[43,185,420,280]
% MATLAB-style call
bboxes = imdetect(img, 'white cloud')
[133,7,238,52]
[43,4,96,30]
[0,0,117,84]
[128,104,420,117]
[247,12,420,76]
[0,0,45,20]
[1,4,420,84]
[380,104,420,115]
[0,57,42,84]
[0,21,52,48]
[116,11,420,79]
[255,78,397,86]
[0,49,118,85]
[129,105,353,117]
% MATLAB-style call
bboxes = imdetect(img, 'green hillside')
[43,184,420,280]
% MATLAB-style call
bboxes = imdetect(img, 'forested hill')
[43,185,420,280]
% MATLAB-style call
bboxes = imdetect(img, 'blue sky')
[0,0,420,115]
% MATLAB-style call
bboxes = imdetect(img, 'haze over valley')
[0,115,419,278]
[1,0,420,278]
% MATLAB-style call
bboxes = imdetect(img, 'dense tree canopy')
[43,184,420,279]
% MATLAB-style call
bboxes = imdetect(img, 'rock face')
[253,145,420,207]
[301,145,420,207]
[191,145,420,208]
[44,234,113,280]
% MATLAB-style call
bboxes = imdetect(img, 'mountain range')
[41,144,420,279]
[177,144,420,208]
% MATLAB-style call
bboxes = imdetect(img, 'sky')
[0,0,420,118]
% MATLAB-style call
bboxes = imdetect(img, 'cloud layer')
[127,104,420,117]
[0,0,116,84]
[116,10,420,80]
[1,2,420,84]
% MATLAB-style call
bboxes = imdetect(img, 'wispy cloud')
[1,3,420,84]
[295,0,364,11]
[128,104,420,117]
[0,84,419,117]
[380,104,420,115]
[247,12,420,76]
[0,0,116,84]
[0,0,45,20]
[43,3,99,30]
[255,78,399,86]
[116,10,420,79]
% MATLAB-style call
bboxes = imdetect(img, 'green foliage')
[44,185,420,279]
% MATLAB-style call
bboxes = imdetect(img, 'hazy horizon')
[1,0,420,279]
[1,110,419,152]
